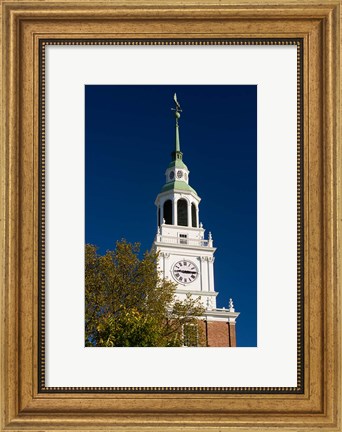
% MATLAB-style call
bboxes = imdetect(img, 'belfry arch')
[191,203,197,227]
[163,200,172,225]
[177,199,188,226]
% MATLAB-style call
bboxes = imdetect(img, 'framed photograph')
[1,1,340,431]
[84,84,256,352]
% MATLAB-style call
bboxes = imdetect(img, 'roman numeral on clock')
[173,260,198,284]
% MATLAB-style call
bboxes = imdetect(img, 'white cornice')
[160,224,205,232]
[155,189,201,204]
[154,241,216,253]
[203,310,240,323]
[175,289,218,297]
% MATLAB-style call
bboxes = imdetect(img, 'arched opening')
[163,200,172,224]
[191,203,197,227]
[183,323,199,347]
[177,199,188,226]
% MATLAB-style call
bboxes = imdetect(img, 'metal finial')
[173,93,181,112]
[171,93,182,124]
[229,298,235,312]
[171,93,182,154]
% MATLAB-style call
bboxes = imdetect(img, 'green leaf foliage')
[85,240,205,347]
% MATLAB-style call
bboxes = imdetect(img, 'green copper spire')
[157,93,198,196]
[171,93,183,161]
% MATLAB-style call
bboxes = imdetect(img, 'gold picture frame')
[0,0,340,430]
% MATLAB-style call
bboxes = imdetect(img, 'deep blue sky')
[85,85,257,347]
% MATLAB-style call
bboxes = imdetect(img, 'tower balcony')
[154,234,212,248]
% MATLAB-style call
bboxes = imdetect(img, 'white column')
[163,253,166,277]
[187,200,191,227]
[160,200,164,225]
[173,198,177,226]
[200,256,208,292]
[199,257,204,291]
[160,252,170,279]
[208,257,215,292]
[207,258,216,308]
[196,204,199,228]
[157,252,164,277]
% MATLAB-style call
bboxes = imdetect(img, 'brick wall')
[207,321,228,347]
[200,321,237,347]
[228,323,236,347]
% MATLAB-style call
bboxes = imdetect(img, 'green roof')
[168,159,188,170]
[161,180,198,195]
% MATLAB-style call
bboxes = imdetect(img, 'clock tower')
[152,94,240,347]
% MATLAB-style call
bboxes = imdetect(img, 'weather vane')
[171,93,182,125]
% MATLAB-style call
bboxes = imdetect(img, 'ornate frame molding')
[1,1,340,430]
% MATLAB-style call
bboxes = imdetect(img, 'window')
[191,203,197,227]
[179,234,188,244]
[183,323,199,347]
[177,199,188,226]
[163,200,172,224]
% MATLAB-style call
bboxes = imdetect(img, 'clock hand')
[180,270,197,274]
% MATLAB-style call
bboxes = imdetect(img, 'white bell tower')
[152,95,239,343]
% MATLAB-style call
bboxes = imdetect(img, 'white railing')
[155,235,211,247]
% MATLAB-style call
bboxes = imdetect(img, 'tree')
[85,240,205,347]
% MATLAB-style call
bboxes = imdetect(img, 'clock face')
[172,260,199,284]
[169,171,174,180]
[177,170,183,179]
